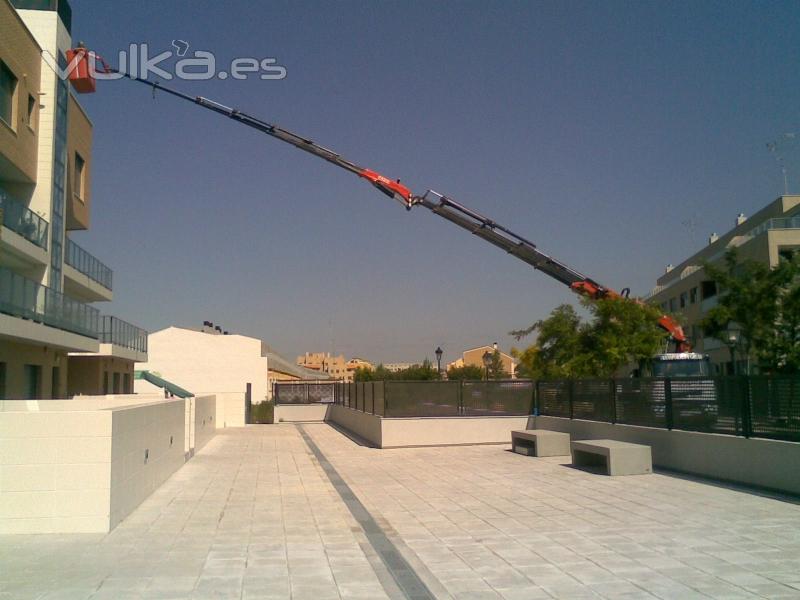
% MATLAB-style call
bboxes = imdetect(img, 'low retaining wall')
[275,404,331,422]
[193,395,217,453]
[534,416,800,495]
[327,405,530,448]
[0,398,187,534]
[328,405,382,446]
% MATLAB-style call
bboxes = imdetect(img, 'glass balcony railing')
[0,188,49,250]
[0,266,99,339]
[100,315,148,353]
[748,214,800,237]
[65,238,113,290]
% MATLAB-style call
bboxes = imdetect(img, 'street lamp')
[435,346,443,375]
[725,323,742,375]
[482,350,492,381]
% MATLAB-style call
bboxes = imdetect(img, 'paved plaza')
[2,424,800,599]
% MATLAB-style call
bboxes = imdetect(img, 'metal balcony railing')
[0,266,99,339]
[0,188,49,250]
[100,315,148,353]
[65,238,113,290]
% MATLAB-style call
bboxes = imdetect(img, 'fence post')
[610,379,617,424]
[741,375,752,438]
[458,380,464,416]
[532,381,538,417]
[568,379,574,420]
[385,382,390,417]
[371,381,375,415]
[665,378,674,430]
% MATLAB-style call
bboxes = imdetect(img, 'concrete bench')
[571,439,652,476]
[511,430,571,457]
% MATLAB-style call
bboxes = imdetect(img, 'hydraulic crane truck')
[66,48,709,377]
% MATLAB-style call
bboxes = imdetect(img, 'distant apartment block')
[447,345,518,378]
[297,351,353,382]
[383,362,413,373]
[647,195,800,373]
[0,0,147,399]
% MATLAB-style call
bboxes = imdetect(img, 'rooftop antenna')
[766,132,797,195]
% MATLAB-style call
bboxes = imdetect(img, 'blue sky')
[71,0,800,364]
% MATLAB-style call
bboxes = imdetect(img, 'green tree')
[701,250,800,373]
[354,364,396,381]
[446,364,485,380]
[511,298,667,378]
[397,358,440,380]
[488,349,509,379]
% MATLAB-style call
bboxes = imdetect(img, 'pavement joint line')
[296,424,440,600]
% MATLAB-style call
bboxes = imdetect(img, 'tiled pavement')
[2,423,800,599]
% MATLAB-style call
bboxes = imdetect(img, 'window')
[123,373,131,394]
[679,292,688,309]
[669,298,677,312]
[0,61,18,128]
[74,152,86,200]
[24,364,41,400]
[701,281,717,300]
[103,371,110,394]
[27,94,36,129]
[689,287,698,304]
[0,362,6,400]
[113,372,121,394]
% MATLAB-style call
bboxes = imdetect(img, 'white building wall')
[137,327,269,405]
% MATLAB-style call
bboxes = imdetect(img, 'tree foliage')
[511,298,667,378]
[488,349,509,379]
[354,359,441,381]
[446,364,485,380]
[701,250,800,373]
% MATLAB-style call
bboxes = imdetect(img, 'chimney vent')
[665,264,674,274]
[736,213,747,226]
[215,325,222,334]
[709,232,719,245]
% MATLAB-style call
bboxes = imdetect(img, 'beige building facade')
[297,351,353,382]
[0,0,147,399]
[647,195,800,373]
[447,345,518,378]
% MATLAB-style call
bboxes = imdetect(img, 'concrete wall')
[109,401,185,529]
[533,416,800,495]
[0,407,111,533]
[328,405,382,446]
[326,406,529,449]
[274,404,330,422]
[0,397,188,533]
[214,391,246,428]
[139,326,269,405]
[381,415,530,448]
[193,395,216,453]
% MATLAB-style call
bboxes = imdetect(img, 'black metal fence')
[274,382,336,404]
[537,376,800,442]
[332,380,533,418]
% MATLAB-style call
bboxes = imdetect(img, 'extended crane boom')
[66,48,690,352]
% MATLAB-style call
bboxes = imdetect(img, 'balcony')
[63,237,113,302]
[98,315,148,362]
[0,189,49,250]
[0,266,99,342]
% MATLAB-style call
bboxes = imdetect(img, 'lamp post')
[725,323,742,375]
[435,346,443,376]
[482,350,492,381]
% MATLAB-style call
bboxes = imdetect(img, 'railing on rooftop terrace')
[100,315,148,353]
[0,189,49,250]
[0,266,99,338]
[537,376,800,442]
[65,238,113,290]
[278,380,533,417]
